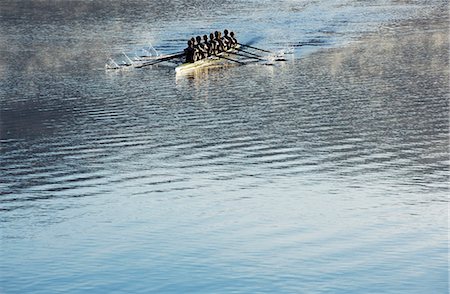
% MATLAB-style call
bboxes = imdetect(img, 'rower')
[191,36,198,61]
[202,35,210,57]
[194,36,203,60]
[214,31,225,52]
[197,35,209,60]
[223,29,232,50]
[218,31,226,52]
[184,40,195,63]
[229,31,237,48]
[209,33,217,55]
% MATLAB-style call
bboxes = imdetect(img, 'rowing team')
[184,29,238,63]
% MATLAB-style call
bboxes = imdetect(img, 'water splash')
[105,43,160,70]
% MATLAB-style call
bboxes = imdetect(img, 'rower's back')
[214,31,223,52]
[216,31,225,52]
[195,36,205,60]
[202,35,210,57]
[209,33,216,55]
[229,32,237,48]
[223,29,232,50]
[184,40,195,63]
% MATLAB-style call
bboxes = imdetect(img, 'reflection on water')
[0,0,448,293]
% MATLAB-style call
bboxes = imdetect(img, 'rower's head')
[187,40,192,47]
[210,33,214,40]
[230,31,235,38]
[196,36,202,44]
[190,37,195,44]
[203,35,208,42]
[224,29,229,36]
[218,31,222,38]
[214,31,219,39]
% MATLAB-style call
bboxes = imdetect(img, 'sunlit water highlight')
[0,0,448,293]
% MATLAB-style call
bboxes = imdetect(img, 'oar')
[228,50,265,61]
[237,48,262,57]
[135,52,185,68]
[213,54,245,65]
[238,43,275,54]
[235,48,265,59]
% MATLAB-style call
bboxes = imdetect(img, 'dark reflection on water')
[1,0,448,293]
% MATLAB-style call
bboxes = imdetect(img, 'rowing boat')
[175,45,240,73]
[105,42,285,72]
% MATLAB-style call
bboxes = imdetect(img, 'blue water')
[0,0,448,293]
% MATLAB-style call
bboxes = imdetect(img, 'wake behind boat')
[105,29,287,72]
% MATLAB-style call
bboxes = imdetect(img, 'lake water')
[0,0,448,293]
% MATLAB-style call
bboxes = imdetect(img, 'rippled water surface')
[1,0,448,293]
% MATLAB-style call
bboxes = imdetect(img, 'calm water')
[1,0,448,293]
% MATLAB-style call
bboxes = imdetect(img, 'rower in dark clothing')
[209,33,217,55]
[223,29,232,50]
[214,31,225,52]
[213,31,221,52]
[192,36,201,61]
[184,40,195,63]
[219,31,226,52]
[229,31,237,48]
[196,36,207,60]
[202,35,210,57]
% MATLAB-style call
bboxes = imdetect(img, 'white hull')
[175,46,240,74]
